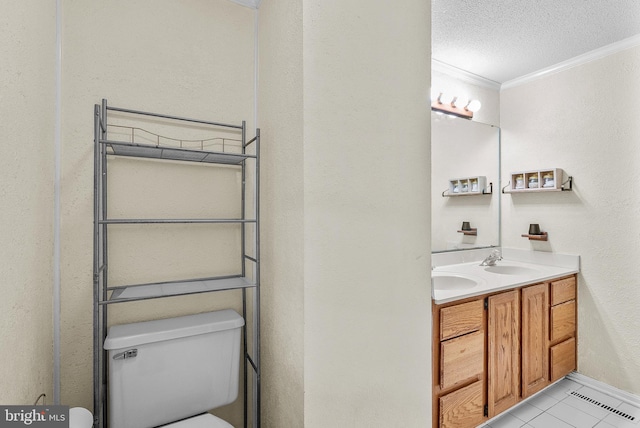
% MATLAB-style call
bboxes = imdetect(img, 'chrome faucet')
[480,249,502,266]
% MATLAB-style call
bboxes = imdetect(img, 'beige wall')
[260,0,432,425]
[60,1,255,425]
[258,0,305,426]
[302,0,432,426]
[0,0,56,404]
[501,45,640,395]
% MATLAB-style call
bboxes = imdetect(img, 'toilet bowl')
[69,407,93,428]
[163,413,234,428]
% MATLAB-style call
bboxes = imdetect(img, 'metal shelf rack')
[93,99,260,428]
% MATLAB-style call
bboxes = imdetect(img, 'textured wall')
[501,45,640,394]
[60,1,255,424]
[257,0,305,426]
[0,0,56,404]
[302,0,432,426]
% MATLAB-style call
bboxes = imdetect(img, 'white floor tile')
[547,401,600,428]
[563,394,612,420]
[595,422,618,428]
[478,376,640,428]
[601,402,640,427]
[543,378,583,400]
[526,392,559,411]
[616,402,640,421]
[509,402,544,422]
[576,386,625,409]
[486,412,527,428]
[601,413,639,427]
[528,412,574,428]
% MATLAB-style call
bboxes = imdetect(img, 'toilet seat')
[162,413,233,428]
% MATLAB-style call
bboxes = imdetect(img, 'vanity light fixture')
[431,91,482,120]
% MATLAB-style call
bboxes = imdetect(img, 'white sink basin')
[483,265,540,275]
[432,272,479,290]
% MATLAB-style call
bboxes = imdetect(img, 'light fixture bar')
[430,91,481,120]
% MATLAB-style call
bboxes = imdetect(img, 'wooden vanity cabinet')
[432,274,577,428]
[549,276,577,381]
[433,298,486,428]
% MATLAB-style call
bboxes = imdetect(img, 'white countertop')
[432,248,580,304]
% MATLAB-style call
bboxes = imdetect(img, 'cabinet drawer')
[441,330,484,390]
[440,299,484,341]
[550,337,576,381]
[550,300,576,342]
[551,277,576,306]
[439,380,485,428]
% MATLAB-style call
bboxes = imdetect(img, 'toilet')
[103,309,245,428]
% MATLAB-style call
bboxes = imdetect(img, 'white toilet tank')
[104,309,244,428]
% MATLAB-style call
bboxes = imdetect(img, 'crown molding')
[431,59,502,91]
[502,34,640,90]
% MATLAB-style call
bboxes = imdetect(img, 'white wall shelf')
[442,176,492,197]
[107,276,256,303]
[502,168,572,193]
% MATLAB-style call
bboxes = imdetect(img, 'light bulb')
[467,100,482,112]
[438,92,454,105]
[454,96,469,109]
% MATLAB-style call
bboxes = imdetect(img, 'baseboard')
[568,372,640,407]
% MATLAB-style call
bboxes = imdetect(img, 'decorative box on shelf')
[506,168,570,193]
[445,176,488,196]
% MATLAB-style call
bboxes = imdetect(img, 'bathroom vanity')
[431,250,579,428]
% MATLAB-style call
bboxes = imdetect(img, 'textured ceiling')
[432,0,640,83]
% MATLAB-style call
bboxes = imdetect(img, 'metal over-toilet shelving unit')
[92,99,261,428]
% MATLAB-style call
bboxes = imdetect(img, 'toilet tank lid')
[104,309,244,350]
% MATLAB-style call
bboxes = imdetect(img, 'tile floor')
[478,377,640,428]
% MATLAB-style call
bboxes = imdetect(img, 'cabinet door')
[439,380,485,428]
[521,283,549,398]
[488,290,520,417]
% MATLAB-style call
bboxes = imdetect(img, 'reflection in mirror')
[431,112,500,252]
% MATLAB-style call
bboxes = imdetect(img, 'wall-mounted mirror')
[431,112,500,252]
